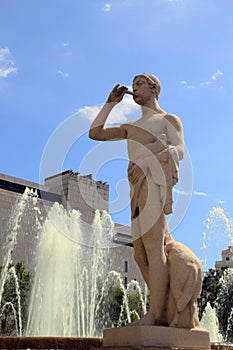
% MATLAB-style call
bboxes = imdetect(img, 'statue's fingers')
[112,84,120,92]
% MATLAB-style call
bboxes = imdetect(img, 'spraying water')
[201,206,233,269]
[201,302,223,342]
[2,192,233,340]
[0,190,147,337]
[199,207,233,342]
[215,268,233,343]
[26,202,116,337]
[0,188,39,336]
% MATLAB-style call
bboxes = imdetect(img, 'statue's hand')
[106,84,129,103]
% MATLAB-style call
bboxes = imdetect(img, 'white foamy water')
[201,302,223,342]
[26,203,115,337]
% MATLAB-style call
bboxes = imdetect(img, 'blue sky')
[1,0,233,269]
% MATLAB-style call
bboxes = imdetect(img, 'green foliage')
[0,261,31,335]
[1,267,146,336]
[215,268,233,342]
[197,267,233,343]
[14,261,31,329]
[107,284,124,325]
[94,279,123,334]
[117,287,147,326]
[198,268,221,319]
[95,268,233,342]
[126,291,145,322]
[95,279,147,332]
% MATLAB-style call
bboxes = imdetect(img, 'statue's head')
[133,73,161,101]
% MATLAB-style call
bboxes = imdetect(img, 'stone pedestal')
[103,326,210,350]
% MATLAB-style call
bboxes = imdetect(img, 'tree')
[216,268,233,342]
[0,261,31,336]
[95,279,147,331]
[198,268,221,319]
[197,267,233,343]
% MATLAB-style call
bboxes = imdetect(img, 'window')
[124,260,128,273]
[124,277,128,288]
[226,257,230,261]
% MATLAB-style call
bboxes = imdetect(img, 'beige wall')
[44,171,109,224]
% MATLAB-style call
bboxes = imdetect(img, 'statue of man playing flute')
[89,73,184,326]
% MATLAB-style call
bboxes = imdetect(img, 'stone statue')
[89,73,202,328]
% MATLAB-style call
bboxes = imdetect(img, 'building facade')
[0,170,144,288]
[215,246,233,271]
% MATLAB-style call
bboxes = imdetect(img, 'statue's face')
[132,76,152,106]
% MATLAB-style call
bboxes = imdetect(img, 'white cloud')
[211,68,223,81]
[60,42,72,56]
[200,81,212,87]
[181,69,223,89]
[193,191,208,196]
[79,95,140,124]
[173,188,190,196]
[200,68,223,87]
[103,3,112,11]
[215,199,226,205]
[180,80,195,89]
[0,66,16,78]
[0,47,17,79]
[0,48,11,62]
[174,188,207,196]
[57,70,69,78]
[78,105,102,122]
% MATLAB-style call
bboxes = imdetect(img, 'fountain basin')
[0,336,102,349]
[0,337,232,350]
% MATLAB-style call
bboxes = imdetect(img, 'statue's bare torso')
[122,113,168,161]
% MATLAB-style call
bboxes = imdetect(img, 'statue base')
[103,326,210,350]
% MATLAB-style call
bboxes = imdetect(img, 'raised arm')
[89,84,129,141]
[165,114,185,161]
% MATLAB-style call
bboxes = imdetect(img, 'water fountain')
[215,268,233,343]
[1,189,233,348]
[201,206,233,269]
[26,201,118,337]
[201,303,223,343]
[199,206,233,347]
[0,189,148,349]
[0,188,40,338]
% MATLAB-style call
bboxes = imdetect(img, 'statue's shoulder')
[164,113,183,131]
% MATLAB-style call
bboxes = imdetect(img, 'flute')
[124,90,134,96]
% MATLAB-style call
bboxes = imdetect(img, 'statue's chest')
[127,118,166,144]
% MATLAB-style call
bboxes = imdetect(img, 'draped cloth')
[128,146,179,219]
